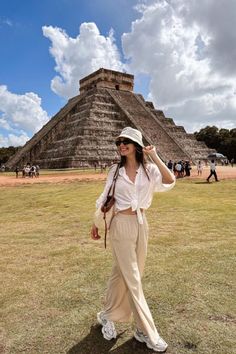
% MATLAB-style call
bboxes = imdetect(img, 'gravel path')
[0,166,235,187]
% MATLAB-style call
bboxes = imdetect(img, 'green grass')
[0,179,235,354]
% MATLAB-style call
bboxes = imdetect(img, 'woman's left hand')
[143,145,156,157]
[91,223,101,240]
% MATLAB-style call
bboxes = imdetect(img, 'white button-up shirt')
[96,163,175,224]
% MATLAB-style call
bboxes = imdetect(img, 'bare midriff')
[117,207,144,215]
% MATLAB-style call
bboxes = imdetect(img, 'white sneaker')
[97,311,117,341]
[134,329,168,352]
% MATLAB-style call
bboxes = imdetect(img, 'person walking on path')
[91,127,175,352]
[197,160,203,176]
[206,159,219,182]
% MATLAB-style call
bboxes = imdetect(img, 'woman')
[91,127,175,352]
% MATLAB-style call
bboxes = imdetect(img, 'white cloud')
[0,85,49,147]
[122,0,236,132]
[42,23,124,99]
[0,18,13,27]
[0,133,29,147]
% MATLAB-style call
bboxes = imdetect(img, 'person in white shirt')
[206,159,219,182]
[197,160,203,176]
[91,127,175,352]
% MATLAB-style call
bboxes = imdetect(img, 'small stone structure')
[6,68,214,169]
[80,68,134,94]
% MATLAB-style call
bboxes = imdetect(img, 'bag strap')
[103,163,120,248]
[106,163,120,198]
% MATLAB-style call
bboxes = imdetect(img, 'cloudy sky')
[0,0,235,147]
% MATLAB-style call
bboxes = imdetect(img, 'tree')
[194,126,235,160]
[0,146,21,165]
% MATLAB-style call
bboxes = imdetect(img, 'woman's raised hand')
[143,145,156,157]
[91,223,101,240]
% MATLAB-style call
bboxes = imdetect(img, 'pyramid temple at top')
[6,68,215,169]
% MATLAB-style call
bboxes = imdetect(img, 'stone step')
[91,101,118,111]
[145,101,155,109]
[157,117,176,127]
[167,126,186,133]
[82,126,125,137]
[75,101,91,112]
[89,109,120,119]
[165,118,176,126]
[67,116,125,129]
[88,117,125,124]
[67,116,87,125]
[152,109,165,118]
[85,93,112,104]
[69,111,89,122]
[195,140,208,147]
[187,133,197,140]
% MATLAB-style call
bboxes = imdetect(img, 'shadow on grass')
[194,181,213,184]
[67,324,153,354]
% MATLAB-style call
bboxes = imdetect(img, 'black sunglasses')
[115,138,134,146]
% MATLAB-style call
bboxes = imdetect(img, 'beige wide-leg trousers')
[103,213,160,346]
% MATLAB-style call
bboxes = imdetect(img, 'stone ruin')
[6,68,215,169]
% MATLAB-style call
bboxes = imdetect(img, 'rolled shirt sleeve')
[149,163,176,192]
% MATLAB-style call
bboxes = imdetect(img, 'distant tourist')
[167,160,173,171]
[36,165,40,177]
[175,161,182,178]
[15,166,20,178]
[30,165,36,178]
[197,160,203,176]
[100,163,106,173]
[184,161,191,176]
[24,165,30,177]
[181,160,185,177]
[173,162,177,175]
[206,160,219,182]
[22,165,26,178]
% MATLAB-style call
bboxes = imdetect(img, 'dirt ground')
[0,166,235,187]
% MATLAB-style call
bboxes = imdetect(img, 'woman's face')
[116,138,136,157]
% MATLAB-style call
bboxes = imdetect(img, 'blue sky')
[0,0,235,147]
[0,0,138,115]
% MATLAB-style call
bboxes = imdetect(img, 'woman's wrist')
[151,151,175,183]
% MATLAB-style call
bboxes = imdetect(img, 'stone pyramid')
[6,68,214,169]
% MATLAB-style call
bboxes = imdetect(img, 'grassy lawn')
[0,178,235,354]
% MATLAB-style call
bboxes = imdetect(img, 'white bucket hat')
[117,127,144,147]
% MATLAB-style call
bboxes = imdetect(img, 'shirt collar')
[119,165,141,184]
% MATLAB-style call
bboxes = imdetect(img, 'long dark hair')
[119,142,150,180]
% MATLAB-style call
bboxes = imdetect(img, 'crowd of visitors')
[2,158,234,181]
[166,159,222,182]
[15,164,40,178]
[166,160,192,178]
